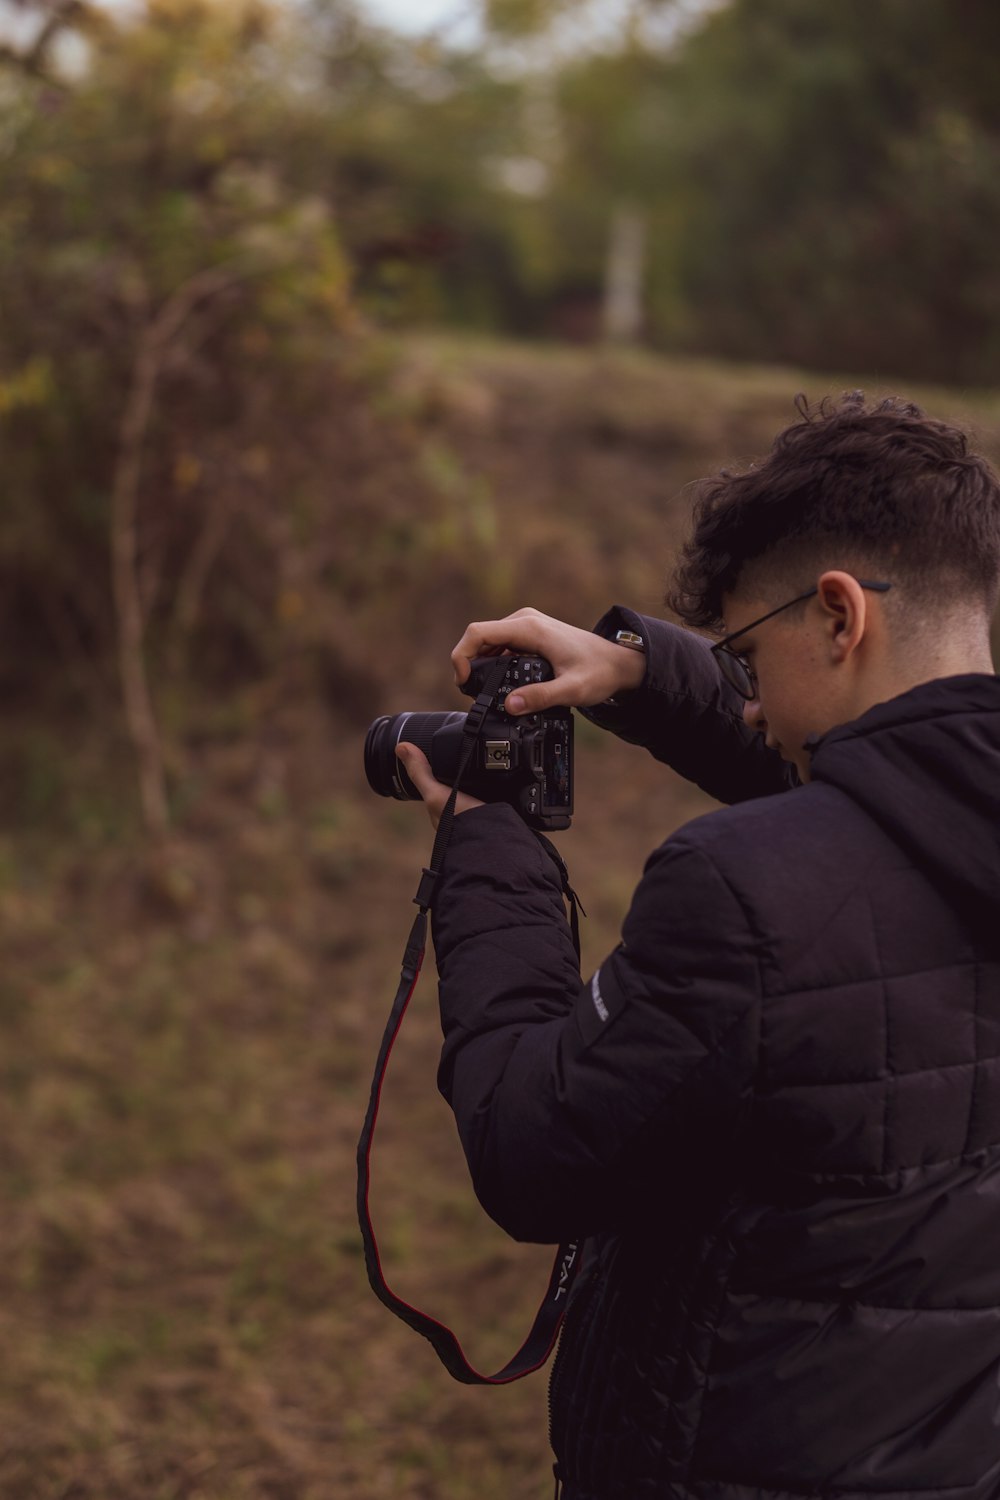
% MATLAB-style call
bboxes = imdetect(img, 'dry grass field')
[4,339,999,1498]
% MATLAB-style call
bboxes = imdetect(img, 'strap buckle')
[413,866,438,910]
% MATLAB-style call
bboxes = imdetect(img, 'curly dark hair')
[667,392,1000,634]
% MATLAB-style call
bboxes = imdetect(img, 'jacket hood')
[807,673,1000,927]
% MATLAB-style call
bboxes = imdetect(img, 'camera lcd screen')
[543,719,572,811]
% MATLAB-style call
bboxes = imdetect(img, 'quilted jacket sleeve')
[580,604,800,804]
[433,802,761,1243]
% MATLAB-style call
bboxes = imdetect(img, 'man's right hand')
[451,607,646,717]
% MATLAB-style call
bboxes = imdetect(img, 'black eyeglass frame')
[711,580,893,701]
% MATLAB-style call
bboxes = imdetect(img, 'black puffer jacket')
[431,607,1000,1500]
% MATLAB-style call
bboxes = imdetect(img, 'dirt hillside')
[6,339,999,1499]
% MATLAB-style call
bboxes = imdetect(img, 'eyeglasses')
[711,580,893,701]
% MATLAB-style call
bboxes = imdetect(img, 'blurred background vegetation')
[2,0,1000,1494]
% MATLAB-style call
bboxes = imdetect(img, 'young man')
[396,393,1000,1499]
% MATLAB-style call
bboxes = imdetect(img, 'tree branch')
[110,258,274,845]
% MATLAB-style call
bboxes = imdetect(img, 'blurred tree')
[4,0,1000,844]
[0,0,355,841]
[314,0,1000,381]
[302,0,537,330]
[548,38,675,341]
[661,0,1000,382]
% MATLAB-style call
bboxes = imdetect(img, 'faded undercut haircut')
[667,392,1000,635]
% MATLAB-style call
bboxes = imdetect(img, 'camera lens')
[364,711,467,800]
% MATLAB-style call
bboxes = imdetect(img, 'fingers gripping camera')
[364,656,574,832]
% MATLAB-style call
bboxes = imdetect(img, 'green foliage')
[287,0,1000,384]
[0,0,521,758]
[0,0,360,706]
[462,0,1000,381]
[651,0,1000,381]
[483,0,578,36]
[3,0,1000,786]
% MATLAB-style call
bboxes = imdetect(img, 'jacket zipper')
[547,1249,602,1451]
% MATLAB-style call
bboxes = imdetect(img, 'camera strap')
[356,658,584,1384]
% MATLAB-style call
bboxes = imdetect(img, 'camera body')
[364,655,573,832]
[458,655,573,830]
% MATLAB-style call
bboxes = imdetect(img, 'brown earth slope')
[3,339,999,1499]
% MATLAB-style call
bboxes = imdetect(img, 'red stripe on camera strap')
[355,903,581,1383]
[356,657,582,1384]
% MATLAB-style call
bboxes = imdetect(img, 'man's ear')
[817,571,867,663]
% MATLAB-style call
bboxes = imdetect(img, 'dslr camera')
[364,655,573,832]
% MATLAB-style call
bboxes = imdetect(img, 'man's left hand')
[396,744,484,831]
